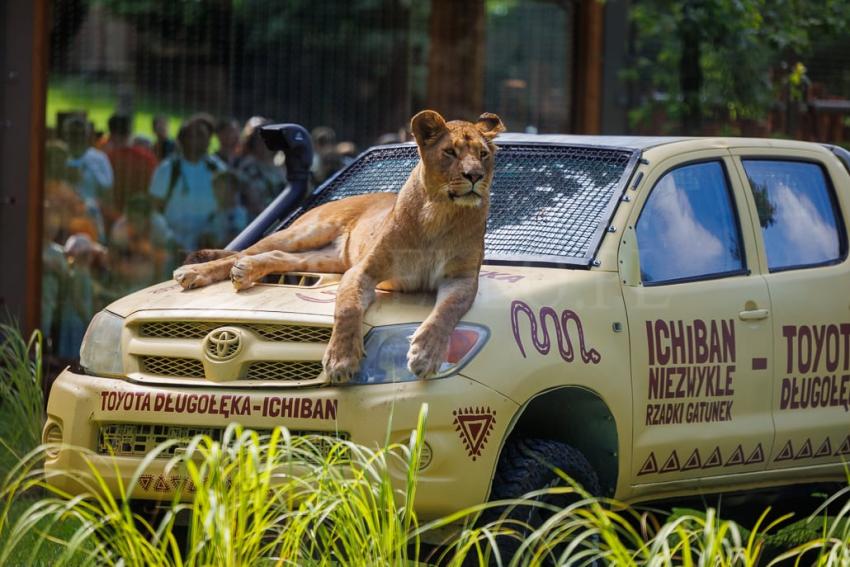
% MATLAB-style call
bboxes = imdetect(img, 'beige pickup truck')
[44,133,850,522]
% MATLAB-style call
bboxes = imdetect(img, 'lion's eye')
[480,150,490,159]
[444,148,457,158]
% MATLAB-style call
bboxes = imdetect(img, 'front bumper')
[44,369,517,520]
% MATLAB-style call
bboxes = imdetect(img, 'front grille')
[142,356,205,378]
[98,423,218,458]
[97,423,349,459]
[140,321,332,343]
[245,361,324,381]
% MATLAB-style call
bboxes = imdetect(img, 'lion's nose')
[463,172,483,185]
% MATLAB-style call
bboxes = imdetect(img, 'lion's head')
[411,110,505,208]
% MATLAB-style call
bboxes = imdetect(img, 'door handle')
[738,308,769,321]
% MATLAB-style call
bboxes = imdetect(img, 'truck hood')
[107,265,616,326]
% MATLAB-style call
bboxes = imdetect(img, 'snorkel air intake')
[226,123,314,250]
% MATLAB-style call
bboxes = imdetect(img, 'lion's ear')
[411,110,448,146]
[475,113,505,140]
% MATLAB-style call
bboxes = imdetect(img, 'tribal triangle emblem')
[682,449,701,471]
[453,407,496,461]
[795,439,813,460]
[703,447,722,468]
[775,440,794,461]
[725,445,745,467]
[138,474,154,491]
[815,438,832,458]
[836,436,850,456]
[638,452,658,476]
[745,444,765,465]
[153,475,171,493]
[660,450,680,473]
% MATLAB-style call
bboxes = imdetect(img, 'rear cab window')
[636,160,746,285]
[742,160,847,272]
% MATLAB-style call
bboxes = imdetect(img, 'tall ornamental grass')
[0,321,848,566]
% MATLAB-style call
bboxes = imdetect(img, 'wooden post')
[0,0,48,334]
[426,0,486,121]
[573,0,604,134]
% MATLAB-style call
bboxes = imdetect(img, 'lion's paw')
[407,331,448,379]
[230,259,257,291]
[323,340,362,384]
[173,266,212,290]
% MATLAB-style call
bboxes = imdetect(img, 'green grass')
[0,322,849,565]
[46,76,186,140]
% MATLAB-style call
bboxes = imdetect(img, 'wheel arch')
[500,386,619,496]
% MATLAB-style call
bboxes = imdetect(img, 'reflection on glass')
[637,161,744,284]
[743,160,842,271]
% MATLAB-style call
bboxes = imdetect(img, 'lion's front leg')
[408,277,478,378]
[323,268,377,383]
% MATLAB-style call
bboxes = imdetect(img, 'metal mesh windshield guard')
[280,143,639,266]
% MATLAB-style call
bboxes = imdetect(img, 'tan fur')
[173,110,505,381]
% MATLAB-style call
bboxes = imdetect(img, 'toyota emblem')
[204,327,243,361]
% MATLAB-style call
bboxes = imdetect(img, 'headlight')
[350,323,489,385]
[79,310,125,377]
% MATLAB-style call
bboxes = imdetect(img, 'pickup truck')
[44,132,850,523]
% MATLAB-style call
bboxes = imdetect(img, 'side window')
[636,161,745,285]
[743,160,845,271]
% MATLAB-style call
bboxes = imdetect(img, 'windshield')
[278,143,637,266]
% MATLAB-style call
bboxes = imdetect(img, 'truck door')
[731,148,850,473]
[621,152,774,490]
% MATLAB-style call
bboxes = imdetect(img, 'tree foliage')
[626,0,850,134]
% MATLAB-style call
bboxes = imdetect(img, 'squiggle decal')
[510,300,601,364]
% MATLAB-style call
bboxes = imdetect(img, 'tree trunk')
[679,3,702,135]
[426,0,486,120]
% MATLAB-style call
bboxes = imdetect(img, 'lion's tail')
[182,249,238,265]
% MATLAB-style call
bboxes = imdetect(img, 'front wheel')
[475,438,601,564]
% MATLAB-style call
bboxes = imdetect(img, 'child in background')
[42,197,68,352]
[198,170,248,249]
[57,234,106,361]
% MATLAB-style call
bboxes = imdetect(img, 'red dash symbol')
[253,405,261,411]
[751,357,767,370]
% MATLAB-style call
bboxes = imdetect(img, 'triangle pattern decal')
[795,439,813,460]
[775,440,794,461]
[703,447,722,468]
[453,407,496,461]
[660,450,680,473]
[836,436,850,456]
[682,449,701,471]
[815,438,832,458]
[153,475,171,493]
[725,445,745,467]
[745,444,765,465]
[638,452,658,476]
[138,474,154,491]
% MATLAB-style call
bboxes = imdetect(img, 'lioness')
[173,110,504,382]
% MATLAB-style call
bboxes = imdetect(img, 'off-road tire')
[475,438,601,565]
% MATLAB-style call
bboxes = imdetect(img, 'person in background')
[149,113,226,257]
[311,125,341,185]
[44,140,99,243]
[152,114,176,162]
[42,193,69,352]
[198,170,249,249]
[109,193,175,294]
[237,116,286,217]
[215,116,242,167]
[62,116,112,242]
[104,113,158,234]
[57,233,106,361]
